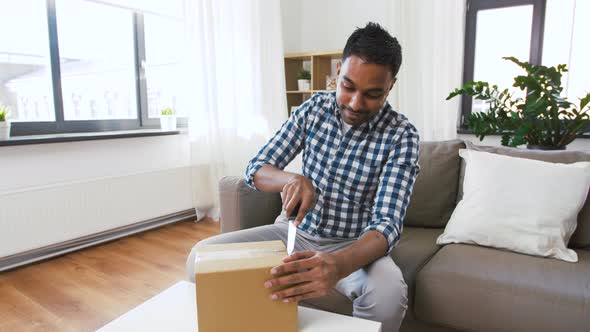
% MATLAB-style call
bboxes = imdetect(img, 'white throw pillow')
[437,149,590,262]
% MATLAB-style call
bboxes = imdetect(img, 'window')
[0,0,185,137]
[143,13,185,119]
[56,0,137,121]
[460,0,590,129]
[543,0,589,105]
[471,5,533,113]
[0,0,55,123]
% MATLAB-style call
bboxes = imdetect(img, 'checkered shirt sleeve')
[244,98,311,190]
[360,127,420,254]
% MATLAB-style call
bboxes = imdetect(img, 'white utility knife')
[287,219,297,255]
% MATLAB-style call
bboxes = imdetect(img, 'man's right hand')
[282,175,317,226]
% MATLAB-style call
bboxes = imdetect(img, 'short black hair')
[342,22,402,78]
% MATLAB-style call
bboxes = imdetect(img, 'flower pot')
[297,79,310,91]
[159,115,177,131]
[526,144,566,151]
[0,121,11,140]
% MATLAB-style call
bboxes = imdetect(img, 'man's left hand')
[264,251,342,303]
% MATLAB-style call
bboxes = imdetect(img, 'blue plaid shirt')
[245,92,420,254]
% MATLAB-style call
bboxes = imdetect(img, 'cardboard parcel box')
[194,240,297,332]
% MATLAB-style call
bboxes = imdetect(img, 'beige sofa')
[214,139,590,332]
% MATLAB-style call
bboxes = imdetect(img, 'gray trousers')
[186,213,408,332]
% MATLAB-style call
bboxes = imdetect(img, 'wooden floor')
[0,219,220,332]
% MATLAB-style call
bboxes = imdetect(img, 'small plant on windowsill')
[160,107,177,131]
[297,69,311,91]
[0,104,11,140]
[161,107,175,116]
[447,57,590,150]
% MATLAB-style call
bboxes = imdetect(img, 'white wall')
[280,0,301,53]
[0,135,194,257]
[281,0,392,54]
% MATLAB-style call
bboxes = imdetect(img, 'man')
[187,22,420,332]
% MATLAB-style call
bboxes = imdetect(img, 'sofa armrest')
[218,176,282,233]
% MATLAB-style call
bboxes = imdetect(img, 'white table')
[97,281,381,332]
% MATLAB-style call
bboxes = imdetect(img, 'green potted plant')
[297,69,311,91]
[0,104,10,140]
[160,107,177,131]
[447,57,590,150]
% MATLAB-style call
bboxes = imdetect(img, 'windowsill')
[457,128,503,136]
[457,128,590,139]
[0,128,185,147]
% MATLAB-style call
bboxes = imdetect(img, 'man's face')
[336,55,396,127]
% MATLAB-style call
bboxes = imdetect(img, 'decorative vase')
[297,79,310,91]
[159,115,177,131]
[526,144,566,151]
[0,121,11,140]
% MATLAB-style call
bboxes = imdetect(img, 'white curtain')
[388,0,466,141]
[83,0,183,18]
[180,0,287,220]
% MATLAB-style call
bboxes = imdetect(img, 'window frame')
[8,0,186,137]
[458,0,547,130]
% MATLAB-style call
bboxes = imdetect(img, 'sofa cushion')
[415,244,590,332]
[441,149,590,262]
[404,140,465,228]
[391,227,444,306]
[457,141,590,249]
[303,227,443,318]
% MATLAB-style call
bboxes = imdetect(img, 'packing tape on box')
[194,247,285,264]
